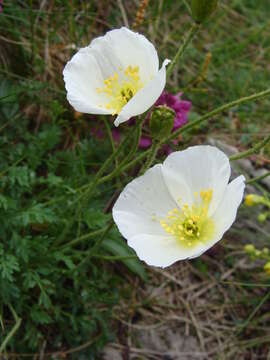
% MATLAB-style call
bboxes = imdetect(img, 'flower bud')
[255,250,261,257]
[244,244,255,254]
[258,212,268,223]
[150,106,175,141]
[191,0,218,23]
[264,262,270,275]
[245,194,264,207]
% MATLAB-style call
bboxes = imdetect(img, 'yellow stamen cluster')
[160,189,215,248]
[97,65,143,115]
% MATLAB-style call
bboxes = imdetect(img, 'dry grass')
[104,241,270,359]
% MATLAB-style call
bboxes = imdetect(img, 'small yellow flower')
[264,262,270,275]
[245,194,263,207]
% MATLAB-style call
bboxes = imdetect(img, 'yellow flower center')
[97,65,143,115]
[160,189,215,248]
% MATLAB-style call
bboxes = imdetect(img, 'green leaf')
[30,307,53,325]
[102,236,147,281]
[84,209,110,230]
[0,248,20,282]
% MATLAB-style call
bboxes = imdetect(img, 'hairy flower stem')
[114,88,270,177]
[76,123,134,203]
[103,117,118,166]
[247,171,270,185]
[103,117,121,186]
[46,89,270,210]
[120,116,144,164]
[56,120,144,248]
[182,0,191,13]
[139,141,159,175]
[230,134,270,161]
[60,228,106,251]
[167,23,201,78]
[164,88,270,144]
[98,150,149,185]
[76,221,114,270]
[96,118,144,185]
[54,125,133,246]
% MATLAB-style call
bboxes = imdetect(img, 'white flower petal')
[128,234,210,268]
[114,59,170,126]
[63,47,111,114]
[212,175,245,237]
[112,164,178,240]
[162,145,231,215]
[90,27,159,83]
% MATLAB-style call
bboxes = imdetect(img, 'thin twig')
[236,290,270,334]
[117,0,129,27]
[164,88,270,144]
[0,304,22,354]
[167,23,201,77]
[246,171,270,185]
[230,134,270,161]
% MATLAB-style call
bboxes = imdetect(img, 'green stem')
[101,89,270,182]
[73,124,133,205]
[0,304,22,354]
[139,142,159,174]
[123,117,144,163]
[164,88,270,144]
[76,221,114,270]
[236,290,270,334]
[103,117,118,165]
[247,171,270,185]
[73,88,270,191]
[89,221,114,254]
[42,89,270,211]
[54,124,131,245]
[103,117,121,186]
[98,150,149,185]
[182,0,191,13]
[167,23,201,78]
[41,119,144,209]
[96,118,145,184]
[230,134,270,161]
[93,254,137,261]
[59,228,105,251]
[75,117,144,199]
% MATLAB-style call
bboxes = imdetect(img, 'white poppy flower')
[113,145,245,268]
[63,27,170,127]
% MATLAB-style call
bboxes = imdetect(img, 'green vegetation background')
[0,0,269,357]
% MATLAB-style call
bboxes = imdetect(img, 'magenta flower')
[90,124,104,140]
[0,1,3,12]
